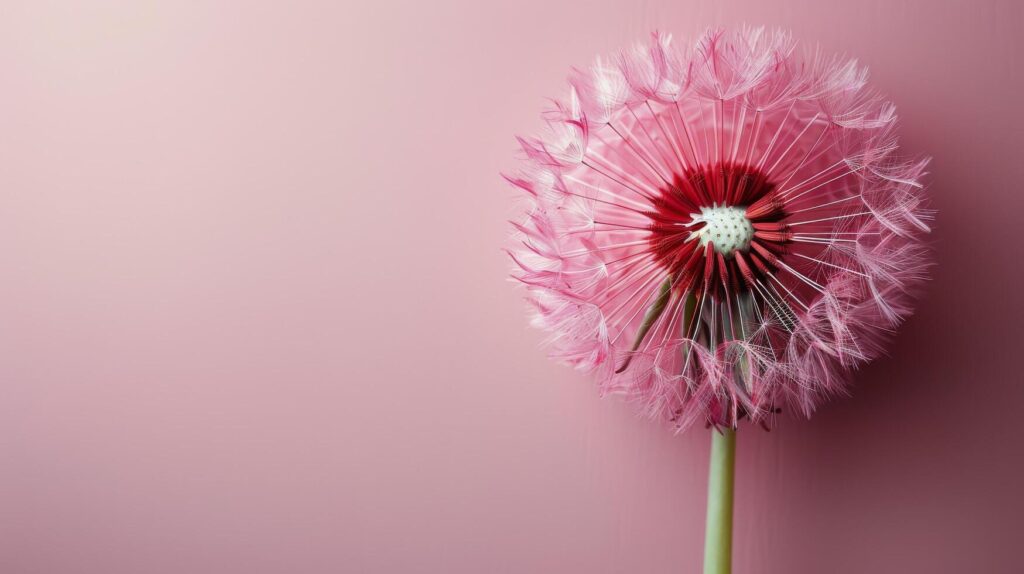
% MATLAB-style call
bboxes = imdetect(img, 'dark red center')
[646,162,792,298]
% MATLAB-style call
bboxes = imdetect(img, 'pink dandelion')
[506,27,931,432]
[506,27,933,572]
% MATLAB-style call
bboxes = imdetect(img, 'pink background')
[1,1,1021,572]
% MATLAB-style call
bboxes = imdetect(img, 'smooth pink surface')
[0,1,1020,573]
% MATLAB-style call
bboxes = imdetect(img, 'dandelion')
[505,27,932,573]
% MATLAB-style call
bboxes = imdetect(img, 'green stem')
[703,427,736,574]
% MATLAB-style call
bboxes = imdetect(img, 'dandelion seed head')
[505,27,933,430]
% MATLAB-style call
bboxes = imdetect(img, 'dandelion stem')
[703,427,735,574]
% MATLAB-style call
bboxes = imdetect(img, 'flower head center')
[691,205,754,257]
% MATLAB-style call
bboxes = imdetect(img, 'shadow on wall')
[735,165,1023,573]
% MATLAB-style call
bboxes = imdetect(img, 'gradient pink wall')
[1,1,1021,572]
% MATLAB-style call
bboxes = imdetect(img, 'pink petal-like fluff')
[506,27,932,431]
